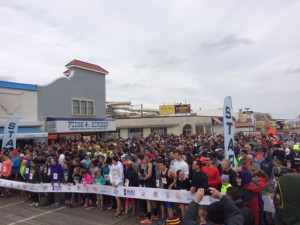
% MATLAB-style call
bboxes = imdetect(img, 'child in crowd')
[93,171,105,211]
[176,169,191,216]
[63,162,72,207]
[71,167,82,207]
[83,169,93,208]
[220,174,232,194]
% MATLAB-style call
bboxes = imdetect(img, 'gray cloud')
[0,1,299,118]
[134,63,149,69]
[150,58,185,70]
[286,67,300,73]
[202,34,254,51]
[119,83,145,88]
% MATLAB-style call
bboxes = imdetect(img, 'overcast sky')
[0,0,299,119]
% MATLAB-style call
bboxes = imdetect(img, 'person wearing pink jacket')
[83,170,93,208]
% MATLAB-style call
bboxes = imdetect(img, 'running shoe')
[151,215,159,220]
[140,218,152,224]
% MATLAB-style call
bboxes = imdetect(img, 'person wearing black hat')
[29,157,42,207]
[182,188,243,225]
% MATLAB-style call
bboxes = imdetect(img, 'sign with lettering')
[223,97,236,170]
[175,104,191,114]
[2,117,19,149]
[46,119,116,133]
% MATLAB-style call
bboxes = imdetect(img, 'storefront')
[0,127,48,147]
[46,117,116,143]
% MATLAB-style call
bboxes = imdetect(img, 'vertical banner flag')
[2,117,19,149]
[223,97,236,170]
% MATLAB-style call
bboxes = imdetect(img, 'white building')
[0,81,47,146]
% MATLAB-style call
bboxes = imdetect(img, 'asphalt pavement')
[0,196,140,225]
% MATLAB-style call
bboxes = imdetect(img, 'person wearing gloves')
[109,155,124,218]
[182,188,243,225]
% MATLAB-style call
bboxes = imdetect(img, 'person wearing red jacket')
[237,170,260,225]
[202,155,221,189]
[252,169,269,192]
[1,152,13,197]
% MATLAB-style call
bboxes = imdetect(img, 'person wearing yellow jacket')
[221,174,232,194]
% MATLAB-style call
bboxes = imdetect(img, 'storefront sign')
[175,104,191,114]
[46,119,116,133]
[159,105,175,115]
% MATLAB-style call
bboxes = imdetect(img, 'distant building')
[0,81,47,146]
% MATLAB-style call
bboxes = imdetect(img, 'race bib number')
[53,173,58,180]
[104,175,109,181]
[156,180,160,188]
[3,167,6,173]
[162,177,167,184]
[125,179,129,187]
[113,171,118,179]
[48,168,51,176]
[26,168,29,174]
[30,173,33,180]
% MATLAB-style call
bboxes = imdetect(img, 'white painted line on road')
[7,206,66,225]
[0,201,25,209]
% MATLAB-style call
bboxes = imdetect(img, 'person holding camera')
[182,188,244,225]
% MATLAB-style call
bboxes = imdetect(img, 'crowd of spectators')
[0,131,300,225]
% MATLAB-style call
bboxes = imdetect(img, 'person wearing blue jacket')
[50,157,63,208]
[11,150,21,181]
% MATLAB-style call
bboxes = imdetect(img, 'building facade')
[38,59,116,142]
[0,81,47,146]
[116,115,213,139]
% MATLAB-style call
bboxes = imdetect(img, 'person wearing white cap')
[284,148,295,169]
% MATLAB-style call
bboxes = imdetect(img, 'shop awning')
[0,127,48,139]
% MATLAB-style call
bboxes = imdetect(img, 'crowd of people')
[0,132,300,225]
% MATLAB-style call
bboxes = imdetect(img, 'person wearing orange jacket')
[1,152,13,197]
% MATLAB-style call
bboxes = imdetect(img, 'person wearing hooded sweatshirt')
[50,157,63,208]
[237,170,260,225]
[260,151,274,178]
[227,186,255,225]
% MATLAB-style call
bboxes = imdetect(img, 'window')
[183,124,192,136]
[88,101,94,115]
[151,127,167,135]
[72,99,95,115]
[205,125,212,135]
[128,128,143,139]
[81,101,87,114]
[73,100,80,114]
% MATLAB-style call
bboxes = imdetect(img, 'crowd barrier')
[0,178,275,212]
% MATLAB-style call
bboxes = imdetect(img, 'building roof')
[65,59,109,75]
[0,80,37,91]
[235,122,255,128]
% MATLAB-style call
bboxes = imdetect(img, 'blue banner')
[2,117,19,149]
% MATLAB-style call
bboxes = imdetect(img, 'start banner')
[0,178,275,212]
[0,178,213,205]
